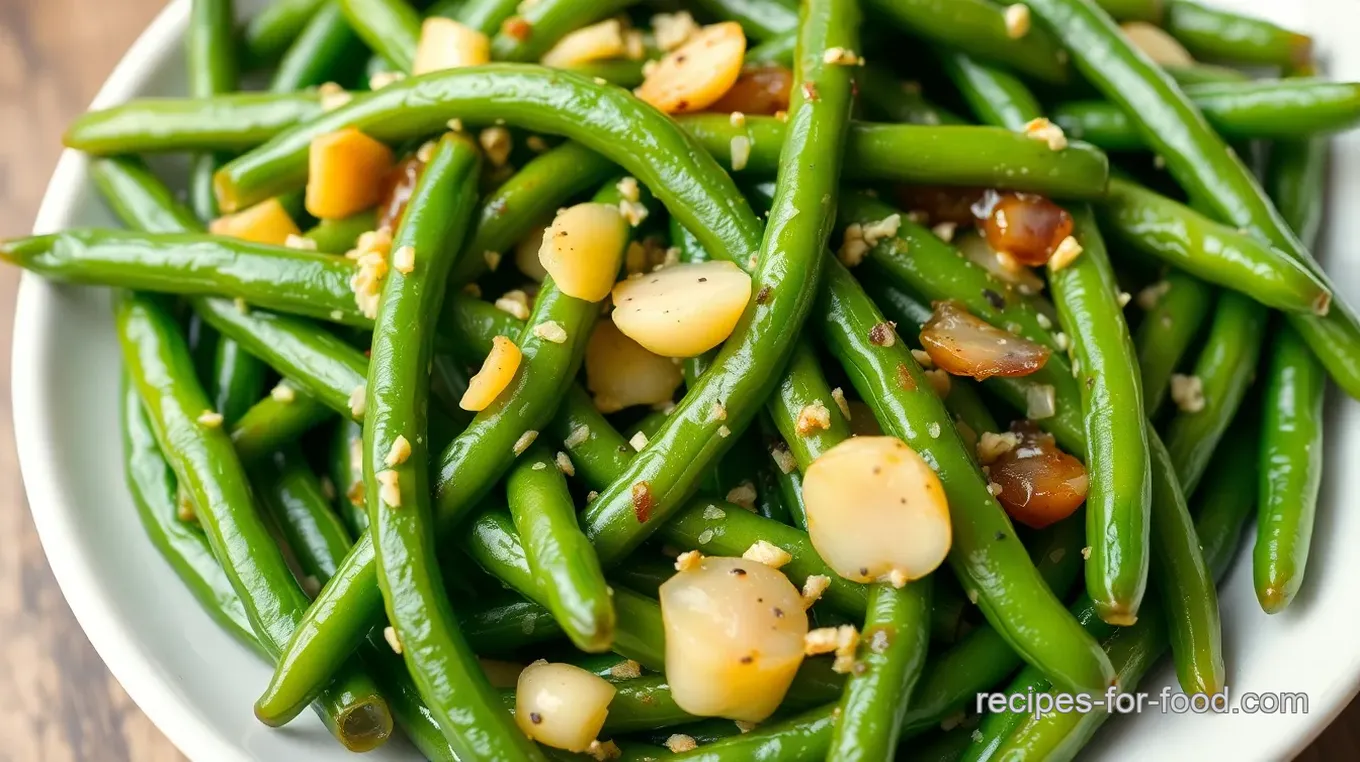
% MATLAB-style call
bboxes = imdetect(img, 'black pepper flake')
[740,655,754,664]
[529,712,543,724]
[731,567,748,576]
[756,285,772,304]
[699,277,708,282]
[983,289,1006,310]
[773,607,785,618]
[859,567,869,576]
[995,531,1006,541]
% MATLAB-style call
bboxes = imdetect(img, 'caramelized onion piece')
[377,156,425,231]
[979,191,1073,266]
[955,230,1047,295]
[920,300,1051,380]
[988,422,1088,529]
[893,186,985,226]
[710,65,793,115]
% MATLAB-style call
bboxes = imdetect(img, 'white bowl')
[13,0,1360,759]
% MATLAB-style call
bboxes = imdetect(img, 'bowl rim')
[12,1,1360,760]
[13,1,248,760]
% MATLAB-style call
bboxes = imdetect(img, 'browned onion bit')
[988,422,1088,529]
[377,155,425,231]
[711,65,793,116]
[978,191,1073,267]
[893,185,985,226]
[919,300,1051,380]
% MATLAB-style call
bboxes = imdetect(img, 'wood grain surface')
[0,1,1357,760]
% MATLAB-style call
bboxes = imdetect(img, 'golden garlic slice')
[610,261,752,358]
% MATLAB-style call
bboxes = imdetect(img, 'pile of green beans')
[8,0,1356,759]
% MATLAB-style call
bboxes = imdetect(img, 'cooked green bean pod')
[1163,290,1266,496]
[1135,270,1214,416]
[117,291,392,750]
[681,116,1110,198]
[1097,176,1329,315]
[507,445,614,652]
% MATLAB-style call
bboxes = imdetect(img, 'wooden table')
[0,1,1357,759]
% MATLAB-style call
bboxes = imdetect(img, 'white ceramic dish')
[13,0,1360,759]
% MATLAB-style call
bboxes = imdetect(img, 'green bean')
[828,580,932,760]
[681,115,1111,198]
[1053,80,1360,150]
[456,0,521,36]
[252,417,463,762]
[191,298,367,418]
[671,704,838,761]
[0,231,367,325]
[1098,177,1329,314]
[862,0,1068,83]
[1255,124,1328,614]
[820,251,1115,693]
[365,648,457,762]
[65,93,324,155]
[1196,416,1260,577]
[460,593,564,653]
[1163,291,1266,495]
[187,0,237,219]
[1147,428,1222,695]
[243,0,329,66]
[448,141,614,289]
[254,444,354,585]
[230,387,334,463]
[1091,0,1161,22]
[769,343,853,471]
[490,0,639,61]
[339,0,422,72]
[507,445,614,652]
[1134,270,1214,416]
[90,157,202,234]
[581,1,856,562]
[599,676,699,734]
[117,291,392,750]
[1019,0,1360,399]
[753,460,794,525]
[544,388,632,490]
[329,418,369,535]
[257,267,598,722]
[208,338,267,426]
[120,374,262,654]
[1162,0,1312,68]
[564,58,646,87]
[691,0,796,41]
[1269,120,1329,250]
[1049,206,1149,625]
[359,134,531,758]
[304,210,379,253]
[906,729,972,762]
[858,66,966,126]
[1163,62,1251,86]
[936,49,1042,133]
[272,2,366,93]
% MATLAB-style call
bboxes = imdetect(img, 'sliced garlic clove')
[610,261,752,358]
[515,661,616,753]
[659,556,808,722]
[803,436,952,585]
